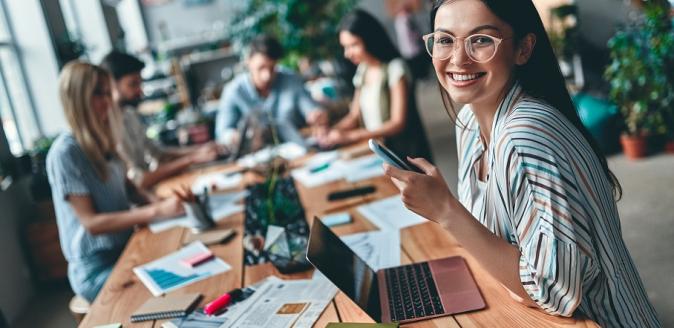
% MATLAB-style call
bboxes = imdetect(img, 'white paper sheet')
[149,191,248,233]
[291,153,384,188]
[341,154,385,183]
[221,276,337,328]
[341,230,401,271]
[290,163,344,188]
[357,195,428,231]
[133,241,231,296]
[191,172,243,193]
[237,142,307,168]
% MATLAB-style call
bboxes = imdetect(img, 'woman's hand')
[190,143,218,164]
[153,196,185,220]
[383,157,458,225]
[318,129,348,148]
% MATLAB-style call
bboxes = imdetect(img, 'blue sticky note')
[322,213,352,227]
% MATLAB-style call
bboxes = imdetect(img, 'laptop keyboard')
[385,262,445,321]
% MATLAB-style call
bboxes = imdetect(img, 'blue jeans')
[67,252,118,303]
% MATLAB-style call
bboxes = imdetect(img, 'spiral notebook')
[130,293,202,322]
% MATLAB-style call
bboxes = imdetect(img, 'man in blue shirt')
[215,35,328,147]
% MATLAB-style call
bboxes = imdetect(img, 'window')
[0,1,41,156]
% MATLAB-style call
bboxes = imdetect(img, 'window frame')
[0,0,44,157]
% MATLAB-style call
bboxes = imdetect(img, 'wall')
[576,0,632,49]
[0,178,36,324]
[139,0,245,47]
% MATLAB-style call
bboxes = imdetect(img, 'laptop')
[306,218,485,323]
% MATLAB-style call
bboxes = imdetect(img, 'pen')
[204,288,244,315]
[309,162,330,173]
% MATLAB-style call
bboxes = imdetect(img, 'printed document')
[221,276,337,328]
[357,196,428,231]
[133,242,231,296]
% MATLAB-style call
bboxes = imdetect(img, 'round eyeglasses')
[422,31,510,63]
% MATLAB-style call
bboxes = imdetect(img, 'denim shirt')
[46,133,132,301]
[215,70,320,143]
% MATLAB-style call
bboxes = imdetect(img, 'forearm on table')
[84,205,158,235]
[347,119,405,142]
[333,112,360,131]
[441,200,538,307]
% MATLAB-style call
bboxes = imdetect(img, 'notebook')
[130,293,202,322]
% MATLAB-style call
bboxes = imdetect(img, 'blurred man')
[100,51,218,189]
[215,35,328,147]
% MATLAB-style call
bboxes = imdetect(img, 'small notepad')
[130,293,202,322]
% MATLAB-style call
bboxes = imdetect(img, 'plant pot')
[620,134,648,159]
[665,140,674,154]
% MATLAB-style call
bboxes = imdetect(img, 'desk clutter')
[149,190,247,233]
[131,292,202,322]
[158,276,337,328]
[243,176,311,273]
[133,241,232,296]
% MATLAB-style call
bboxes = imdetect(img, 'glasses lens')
[467,35,497,62]
[425,33,455,60]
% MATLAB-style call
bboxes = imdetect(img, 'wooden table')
[79,150,599,328]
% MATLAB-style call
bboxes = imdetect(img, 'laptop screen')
[306,218,381,321]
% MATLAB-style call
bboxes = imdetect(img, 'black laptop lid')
[306,218,381,321]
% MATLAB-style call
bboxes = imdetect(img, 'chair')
[68,295,90,324]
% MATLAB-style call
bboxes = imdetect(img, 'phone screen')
[368,139,423,173]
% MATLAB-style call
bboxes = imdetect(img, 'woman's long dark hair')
[339,9,401,63]
[431,0,622,199]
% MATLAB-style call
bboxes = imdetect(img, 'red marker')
[204,288,243,315]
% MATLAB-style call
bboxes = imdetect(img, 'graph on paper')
[133,242,231,296]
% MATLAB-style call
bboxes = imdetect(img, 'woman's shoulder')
[502,96,573,136]
[497,96,584,159]
[386,58,411,84]
[387,58,407,71]
[47,133,86,168]
[48,133,79,157]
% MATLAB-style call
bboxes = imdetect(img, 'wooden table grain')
[79,150,599,328]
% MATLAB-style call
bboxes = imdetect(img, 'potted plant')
[604,1,673,159]
[227,0,357,70]
[29,136,56,200]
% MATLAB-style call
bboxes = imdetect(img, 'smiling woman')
[382,0,662,327]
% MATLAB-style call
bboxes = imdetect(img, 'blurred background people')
[100,51,219,189]
[319,9,432,161]
[46,61,184,302]
[388,0,432,81]
[215,35,328,149]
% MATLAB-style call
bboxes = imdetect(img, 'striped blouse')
[455,82,661,327]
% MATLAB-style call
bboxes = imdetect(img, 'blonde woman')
[46,61,184,302]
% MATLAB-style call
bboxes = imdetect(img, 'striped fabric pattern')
[455,82,661,327]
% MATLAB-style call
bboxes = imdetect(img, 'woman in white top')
[319,9,432,161]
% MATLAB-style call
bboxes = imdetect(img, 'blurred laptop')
[306,218,485,323]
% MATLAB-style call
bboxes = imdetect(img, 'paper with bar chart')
[133,241,231,296]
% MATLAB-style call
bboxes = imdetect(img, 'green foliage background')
[228,0,358,69]
[604,2,674,136]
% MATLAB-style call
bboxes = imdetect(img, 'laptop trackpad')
[429,257,477,293]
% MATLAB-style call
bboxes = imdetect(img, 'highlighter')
[204,288,243,315]
[309,162,330,173]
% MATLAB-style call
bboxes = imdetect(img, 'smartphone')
[368,139,423,173]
